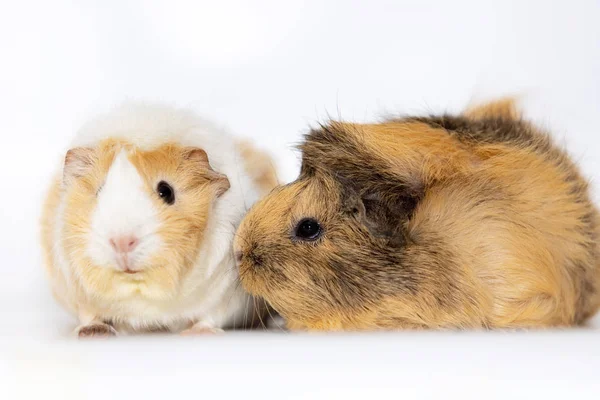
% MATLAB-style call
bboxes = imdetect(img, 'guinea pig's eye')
[157,181,175,205]
[294,218,323,241]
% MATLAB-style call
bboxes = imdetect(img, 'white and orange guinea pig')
[40,102,277,337]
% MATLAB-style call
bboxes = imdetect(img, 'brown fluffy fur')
[234,99,600,331]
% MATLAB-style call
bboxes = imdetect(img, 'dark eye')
[294,218,322,241]
[157,181,175,205]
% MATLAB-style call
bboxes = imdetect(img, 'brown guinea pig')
[233,98,600,331]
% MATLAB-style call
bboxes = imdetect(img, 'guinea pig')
[40,102,277,337]
[234,98,600,331]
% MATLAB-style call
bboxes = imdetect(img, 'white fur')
[88,150,162,272]
[53,102,260,332]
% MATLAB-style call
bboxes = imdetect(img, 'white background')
[0,1,599,399]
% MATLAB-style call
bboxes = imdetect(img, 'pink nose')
[109,235,139,253]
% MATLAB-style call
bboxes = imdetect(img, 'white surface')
[1,0,599,398]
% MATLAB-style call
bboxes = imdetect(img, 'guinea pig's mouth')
[116,262,141,274]
[123,269,139,274]
[119,268,146,280]
[115,256,141,275]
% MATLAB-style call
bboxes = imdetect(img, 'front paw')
[76,323,117,338]
[180,326,224,336]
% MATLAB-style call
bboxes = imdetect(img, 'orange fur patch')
[236,139,279,194]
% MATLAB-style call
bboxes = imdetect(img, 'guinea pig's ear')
[341,176,420,247]
[63,147,96,185]
[184,147,230,197]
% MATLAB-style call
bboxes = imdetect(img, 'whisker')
[253,296,268,331]
[243,290,250,329]
[263,299,287,334]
